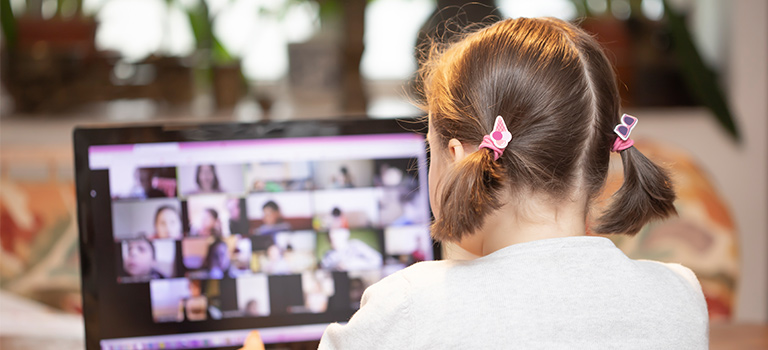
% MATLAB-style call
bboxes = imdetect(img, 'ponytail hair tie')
[478,116,512,161]
[611,114,637,153]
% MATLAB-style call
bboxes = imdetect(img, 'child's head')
[200,208,221,236]
[154,205,182,239]
[262,201,282,225]
[196,164,220,192]
[245,299,260,316]
[206,239,231,271]
[123,238,156,276]
[136,168,155,193]
[421,17,675,241]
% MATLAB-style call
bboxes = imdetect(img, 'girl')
[194,208,222,237]
[256,201,292,236]
[245,17,708,349]
[194,164,222,193]
[121,237,164,280]
[203,238,233,279]
[151,205,183,240]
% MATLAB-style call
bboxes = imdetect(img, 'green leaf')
[0,0,17,48]
[186,2,211,50]
[318,0,342,20]
[211,34,234,64]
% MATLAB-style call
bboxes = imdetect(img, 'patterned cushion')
[0,177,81,314]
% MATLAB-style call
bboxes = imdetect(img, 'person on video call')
[377,163,425,226]
[320,228,382,271]
[245,299,262,317]
[302,270,336,314]
[331,166,354,188]
[255,201,291,236]
[260,244,292,275]
[122,237,164,279]
[182,279,208,321]
[329,207,349,229]
[190,164,223,194]
[203,239,234,279]
[227,199,249,235]
[315,207,349,231]
[194,208,222,237]
[150,205,183,240]
[128,168,166,199]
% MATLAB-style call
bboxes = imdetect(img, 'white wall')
[726,0,767,323]
[630,0,767,322]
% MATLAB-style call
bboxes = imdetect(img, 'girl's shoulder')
[394,260,456,286]
[633,260,709,323]
[635,259,706,297]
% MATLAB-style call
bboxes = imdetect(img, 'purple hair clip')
[612,114,637,152]
[478,116,512,161]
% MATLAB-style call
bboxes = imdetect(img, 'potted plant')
[181,0,245,111]
[1,0,112,113]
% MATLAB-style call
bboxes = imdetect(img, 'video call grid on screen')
[88,133,433,344]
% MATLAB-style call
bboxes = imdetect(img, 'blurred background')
[0,0,766,347]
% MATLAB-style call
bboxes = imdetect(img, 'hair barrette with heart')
[478,115,512,161]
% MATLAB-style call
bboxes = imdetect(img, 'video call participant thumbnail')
[236,274,271,317]
[186,194,236,238]
[256,231,318,275]
[246,192,314,241]
[179,164,246,196]
[245,161,314,192]
[320,228,383,272]
[183,279,208,321]
[111,199,183,241]
[150,205,183,240]
[150,278,230,322]
[227,198,249,236]
[118,237,176,282]
[255,200,291,236]
[118,167,177,199]
[194,208,223,237]
[183,236,252,279]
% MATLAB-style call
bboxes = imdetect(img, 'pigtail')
[594,147,677,235]
[431,148,506,242]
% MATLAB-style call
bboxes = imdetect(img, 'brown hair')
[421,17,676,241]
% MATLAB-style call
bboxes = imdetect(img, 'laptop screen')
[74,120,434,349]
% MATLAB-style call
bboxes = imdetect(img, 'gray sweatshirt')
[320,236,708,349]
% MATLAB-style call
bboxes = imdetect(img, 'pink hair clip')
[478,116,512,161]
[611,114,637,152]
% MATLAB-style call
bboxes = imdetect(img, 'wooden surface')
[710,323,768,350]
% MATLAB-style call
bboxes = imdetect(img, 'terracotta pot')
[212,62,244,110]
[15,17,98,56]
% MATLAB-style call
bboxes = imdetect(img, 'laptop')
[73,118,438,350]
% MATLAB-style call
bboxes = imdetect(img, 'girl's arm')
[238,272,414,350]
[319,271,413,349]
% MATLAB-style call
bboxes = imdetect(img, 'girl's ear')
[448,138,467,163]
